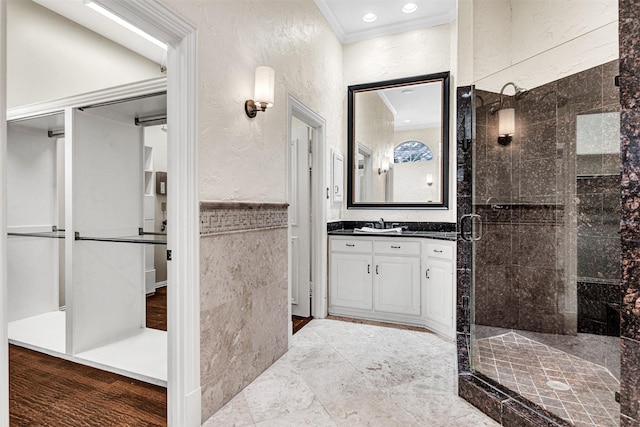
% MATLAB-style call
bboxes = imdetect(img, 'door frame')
[0,1,201,425]
[286,94,327,340]
[0,1,8,425]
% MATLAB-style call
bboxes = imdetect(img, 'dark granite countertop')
[328,229,457,241]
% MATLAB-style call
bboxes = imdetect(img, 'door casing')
[286,94,327,341]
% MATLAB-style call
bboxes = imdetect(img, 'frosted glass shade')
[498,108,515,136]
[254,66,275,108]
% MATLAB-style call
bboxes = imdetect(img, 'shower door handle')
[460,214,483,241]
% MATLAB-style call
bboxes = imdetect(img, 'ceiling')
[32,0,451,128]
[378,81,442,132]
[33,0,457,64]
[315,0,456,44]
[33,0,166,65]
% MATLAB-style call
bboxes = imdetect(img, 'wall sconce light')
[378,157,390,175]
[426,173,433,186]
[245,66,275,118]
[490,82,527,146]
[498,108,515,146]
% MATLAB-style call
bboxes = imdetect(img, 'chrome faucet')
[377,218,385,229]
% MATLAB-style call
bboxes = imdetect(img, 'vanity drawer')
[426,242,454,260]
[374,240,421,256]
[330,238,373,253]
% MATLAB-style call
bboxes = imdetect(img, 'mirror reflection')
[347,72,450,209]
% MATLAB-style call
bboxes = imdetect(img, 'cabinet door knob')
[426,269,430,279]
[367,264,370,274]
[376,265,379,275]
[391,245,401,249]
[434,249,443,253]
[346,243,355,247]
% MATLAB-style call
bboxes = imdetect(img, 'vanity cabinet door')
[424,258,454,334]
[374,256,421,315]
[329,253,373,310]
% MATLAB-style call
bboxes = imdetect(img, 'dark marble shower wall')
[619,0,640,424]
[473,60,620,336]
[577,173,622,336]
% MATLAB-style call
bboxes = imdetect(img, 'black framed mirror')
[347,72,450,209]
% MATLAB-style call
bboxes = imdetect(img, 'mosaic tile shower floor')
[474,332,620,426]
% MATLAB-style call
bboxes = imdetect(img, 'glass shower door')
[469,63,622,425]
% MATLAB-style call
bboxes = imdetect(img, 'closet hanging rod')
[8,232,64,239]
[74,232,166,245]
[77,91,167,111]
[48,130,65,138]
[138,227,167,236]
[135,115,167,127]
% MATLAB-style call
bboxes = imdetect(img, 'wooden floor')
[292,315,313,334]
[9,288,168,426]
[147,287,167,331]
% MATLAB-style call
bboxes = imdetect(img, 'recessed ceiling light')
[362,12,377,23]
[402,89,414,95]
[402,3,418,14]
[404,119,411,123]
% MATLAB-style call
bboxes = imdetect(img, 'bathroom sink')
[353,226,403,234]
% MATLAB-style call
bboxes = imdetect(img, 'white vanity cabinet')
[422,240,456,338]
[329,235,456,338]
[329,238,373,310]
[373,241,421,316]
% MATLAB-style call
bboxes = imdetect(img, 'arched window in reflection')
[393,140,434,163]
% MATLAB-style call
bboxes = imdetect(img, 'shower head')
[512,83,528,99]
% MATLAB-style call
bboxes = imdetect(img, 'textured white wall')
[6,0,161,108]
[161,0,343,209]
[343,25,456,222]
[455,0,474,87]
[473,0,618,91]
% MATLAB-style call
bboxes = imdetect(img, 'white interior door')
[66,107,144,355]
[290,118,312,318]
[7,122,59,322]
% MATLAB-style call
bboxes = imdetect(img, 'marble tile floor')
[203,319,499,426]
[474,332,620,427]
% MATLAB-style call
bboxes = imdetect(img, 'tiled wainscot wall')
[199,202,289,422]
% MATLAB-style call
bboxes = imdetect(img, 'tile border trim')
[199,201,289,236]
